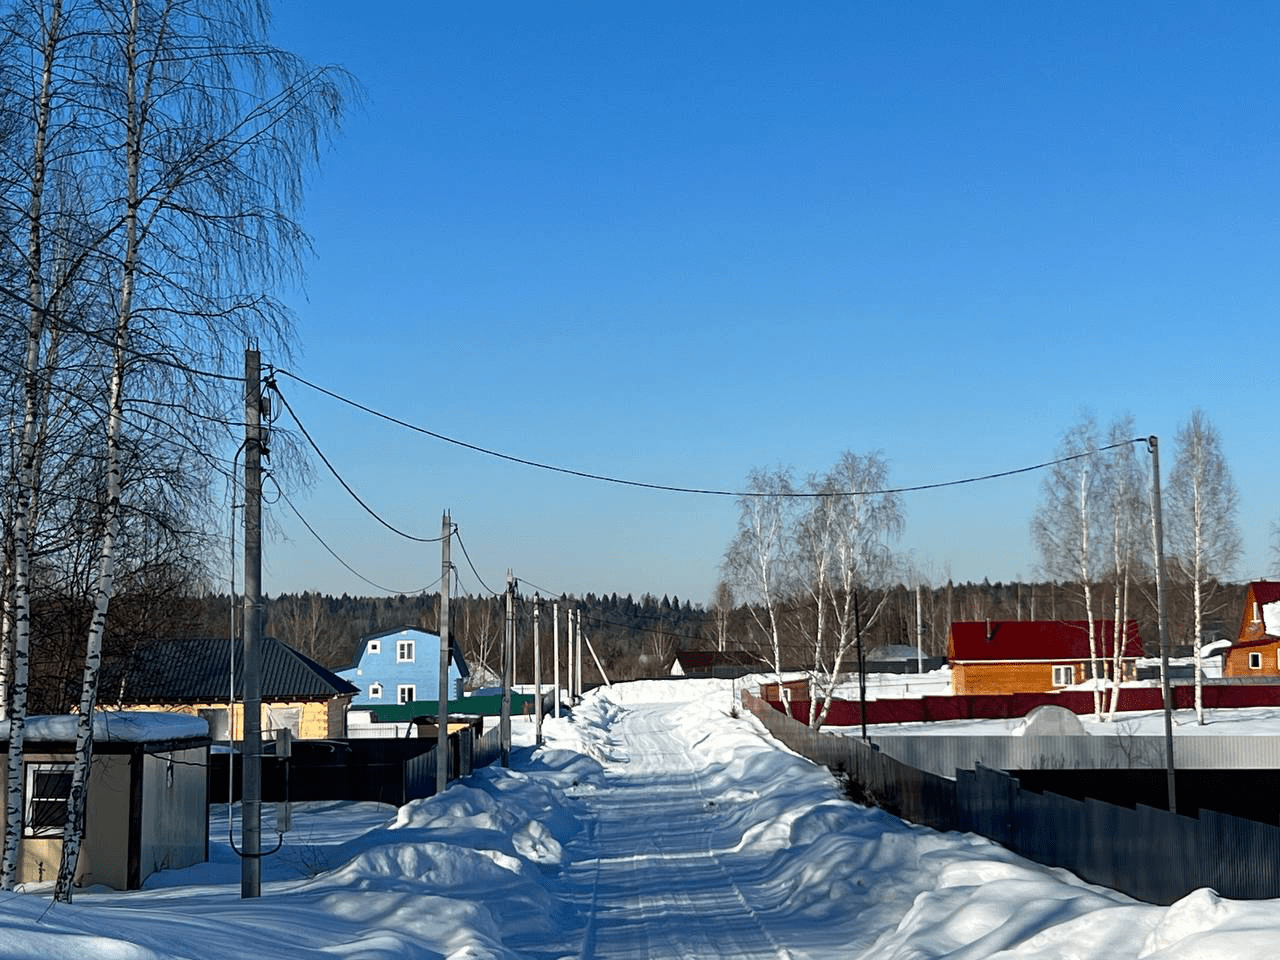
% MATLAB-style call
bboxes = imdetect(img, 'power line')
[269,378,448,544]
[274,484,443,596]
[271,367,1145,498]
[0,281,245,384]
[451,525,500,597]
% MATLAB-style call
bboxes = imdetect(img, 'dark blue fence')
[743,690,1280,904]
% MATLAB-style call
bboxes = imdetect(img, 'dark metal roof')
[105,636,359,704]
[673,650,768,670]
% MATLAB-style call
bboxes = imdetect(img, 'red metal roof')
[949,620,1143,662]
[1249,581,1280,606]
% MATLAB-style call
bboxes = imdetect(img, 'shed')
[0,712,209,890]
[104,635,359,739]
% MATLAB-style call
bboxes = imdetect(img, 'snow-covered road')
[1,679,1277,959]
[557,698,830,959]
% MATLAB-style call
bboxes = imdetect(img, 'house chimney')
[986,618,992,642]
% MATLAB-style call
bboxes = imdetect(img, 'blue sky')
[258,1,1278,604]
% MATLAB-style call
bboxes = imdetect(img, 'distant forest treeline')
[172,577,1250,689]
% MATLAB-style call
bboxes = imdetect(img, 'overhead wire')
[0,281,245,385]
[267,377,449,544]
[272,367,1146,498]
[451,525,500,597]
[273,480,443,595]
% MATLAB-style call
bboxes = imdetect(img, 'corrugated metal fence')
[742,690,1280,904]
[871,733,1280,777]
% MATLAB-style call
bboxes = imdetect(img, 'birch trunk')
[2,0,63,891]
[1193,481,1204,725]
[1079,469,1101,717]
[53,0,141,900]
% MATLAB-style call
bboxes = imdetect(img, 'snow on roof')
[1264,600,1280,639]
[0,711,208,744]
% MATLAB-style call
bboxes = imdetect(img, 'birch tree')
[0,0,347,897]
[1032,416,1105,716]
[1101,418,1147,720]
[805,452,902,729]
[723,467,796,691]
[1167,409,1240,725]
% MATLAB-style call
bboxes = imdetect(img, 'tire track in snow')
[554,701,805,960]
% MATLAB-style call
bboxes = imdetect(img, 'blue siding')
[339,628,465,706]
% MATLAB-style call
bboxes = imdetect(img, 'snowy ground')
[2,678,1277,958]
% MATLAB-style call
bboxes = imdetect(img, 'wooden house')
[104,636,359,740]
[338,626,469,708]
[1222,582,1280,677]
[948,619,1143,696]
[1,712,209,890]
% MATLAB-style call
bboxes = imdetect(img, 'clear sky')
[255,0,1278,605]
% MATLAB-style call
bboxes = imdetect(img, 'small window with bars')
[24,763,73,838]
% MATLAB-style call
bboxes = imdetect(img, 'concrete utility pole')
[436,511,451,794]
[576,608,583,697]
[242,348,263,899]
[500,572,514,767]
[533,596,543,745]
[553,601,560,718]
[565,606,575,700]
[916,584,925,674]
[1149,436,1177,813]
[855,590,868,742]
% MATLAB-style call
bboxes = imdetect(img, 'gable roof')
[105,636,359,705]
[949,620,1143,662]
[1249,581,1280,607]
[347,625,470,678]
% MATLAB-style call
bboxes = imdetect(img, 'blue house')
[338,626,469,707]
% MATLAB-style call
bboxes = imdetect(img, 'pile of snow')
[0,680,1276,958]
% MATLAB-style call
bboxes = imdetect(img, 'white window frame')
[397,639,415,663]
[397,684,416,704]
[369,681,383,699]
[1051,664,1073,687]
[24,762,74,838]
[368,639,381,655]
[1249,651,1262,669]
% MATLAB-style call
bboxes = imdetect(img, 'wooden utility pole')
[242,348,263,899]
[500,572,514,766]
[1149,436,1177,813]
[436,511,451,794]
[533,595,542,745]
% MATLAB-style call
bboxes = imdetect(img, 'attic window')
[369,682,383,699]
[1051,665,1073,687]
[1249,652,1262,670]
[397,684,416,704]
[368,640,381,655]
[397,640,415,663]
